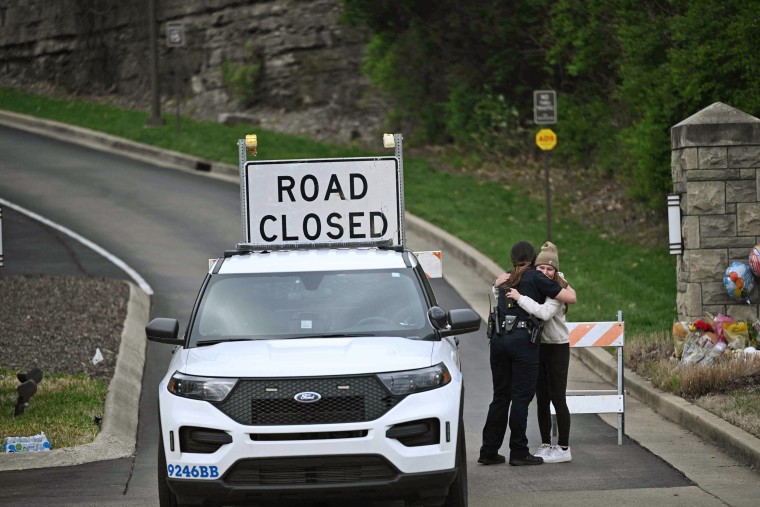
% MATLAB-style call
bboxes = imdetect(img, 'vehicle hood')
[181,337,435,377]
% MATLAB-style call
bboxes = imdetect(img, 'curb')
[96,282,150,454]
[0,110,238,180]
[0,282,150,471]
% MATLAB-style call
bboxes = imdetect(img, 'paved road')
[0,123,758,506]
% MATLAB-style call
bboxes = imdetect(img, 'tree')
[342,0,760,208]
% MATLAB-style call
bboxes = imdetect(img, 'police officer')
[478,241,576,466]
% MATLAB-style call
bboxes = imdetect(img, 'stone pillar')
[672,102,760,322]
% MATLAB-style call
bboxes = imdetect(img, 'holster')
[527,315,544,344]
[486,307,498,340]
[503,315,518,334]
[486,294,499,340]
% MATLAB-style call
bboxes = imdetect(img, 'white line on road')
[0,197,154,295]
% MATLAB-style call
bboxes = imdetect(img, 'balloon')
[749,244,760,277]
[724,261,754,304]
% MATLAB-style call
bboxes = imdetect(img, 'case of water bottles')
[2,432,51,452]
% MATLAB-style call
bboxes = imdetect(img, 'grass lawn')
[0,369,107,449]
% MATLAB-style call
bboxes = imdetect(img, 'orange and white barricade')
[551,311,625,445]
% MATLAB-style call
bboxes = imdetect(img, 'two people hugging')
[479,241,576,466]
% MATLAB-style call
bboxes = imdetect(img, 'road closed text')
[259,210,388,242]
[245,159,401,247]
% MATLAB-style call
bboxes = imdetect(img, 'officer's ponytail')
[506,241,536,289]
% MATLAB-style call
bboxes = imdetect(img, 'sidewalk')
[1,111,760,505]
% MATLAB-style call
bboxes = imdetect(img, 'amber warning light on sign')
[245,134,258,156]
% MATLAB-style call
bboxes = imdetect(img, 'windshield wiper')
[195,338,254,346]
[195,333,375,345]
[283,333,375,339]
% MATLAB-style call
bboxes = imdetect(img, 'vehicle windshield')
[189,268,434,345]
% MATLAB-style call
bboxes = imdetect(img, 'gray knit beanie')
[535,241,559,270]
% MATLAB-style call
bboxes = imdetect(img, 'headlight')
[167,372,237,402]
[377,363,452,396]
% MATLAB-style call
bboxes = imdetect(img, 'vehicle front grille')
[225,455,398,485]
[214,375,402,425]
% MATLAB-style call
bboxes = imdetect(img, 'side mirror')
[146,318,182,345]
[443,308,481,336]
[428,306,448,330]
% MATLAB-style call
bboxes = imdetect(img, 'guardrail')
[551,311,625,445]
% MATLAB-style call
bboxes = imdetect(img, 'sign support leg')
[544,151,552,241]
[394,134,405,248]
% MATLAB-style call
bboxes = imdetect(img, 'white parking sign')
[166,22,185,48]
[534,90,557,124]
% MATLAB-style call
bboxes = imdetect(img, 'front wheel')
[422,418,468,507]
[442,420,468,507]
[158,431,182,507]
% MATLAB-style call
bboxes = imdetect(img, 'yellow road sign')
[536,128,557,151]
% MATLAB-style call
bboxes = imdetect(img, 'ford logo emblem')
[294,392,321,403]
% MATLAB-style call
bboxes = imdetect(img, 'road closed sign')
[536,128,557,151]
[243,158,402,248]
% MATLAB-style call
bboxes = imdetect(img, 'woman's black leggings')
[536,342,571,447]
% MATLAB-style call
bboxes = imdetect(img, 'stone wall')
[0,0,388,145]
[672,102,760,322]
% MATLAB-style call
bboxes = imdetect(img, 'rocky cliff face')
[0,0,388,145]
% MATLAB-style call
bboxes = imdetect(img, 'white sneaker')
[533,443,552,458]
[543,445,572,463]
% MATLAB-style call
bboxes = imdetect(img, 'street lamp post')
[146,0,165,127]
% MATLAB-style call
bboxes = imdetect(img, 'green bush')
[447,87,530,156]
[220,43,262,107]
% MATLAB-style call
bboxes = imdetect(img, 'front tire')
[423,418,468,507]
[442,419,468,507]
[158,430,181,507]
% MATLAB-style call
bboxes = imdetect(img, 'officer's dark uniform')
[480,269,562,462]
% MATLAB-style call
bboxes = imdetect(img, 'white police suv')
[145,134,480,507]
